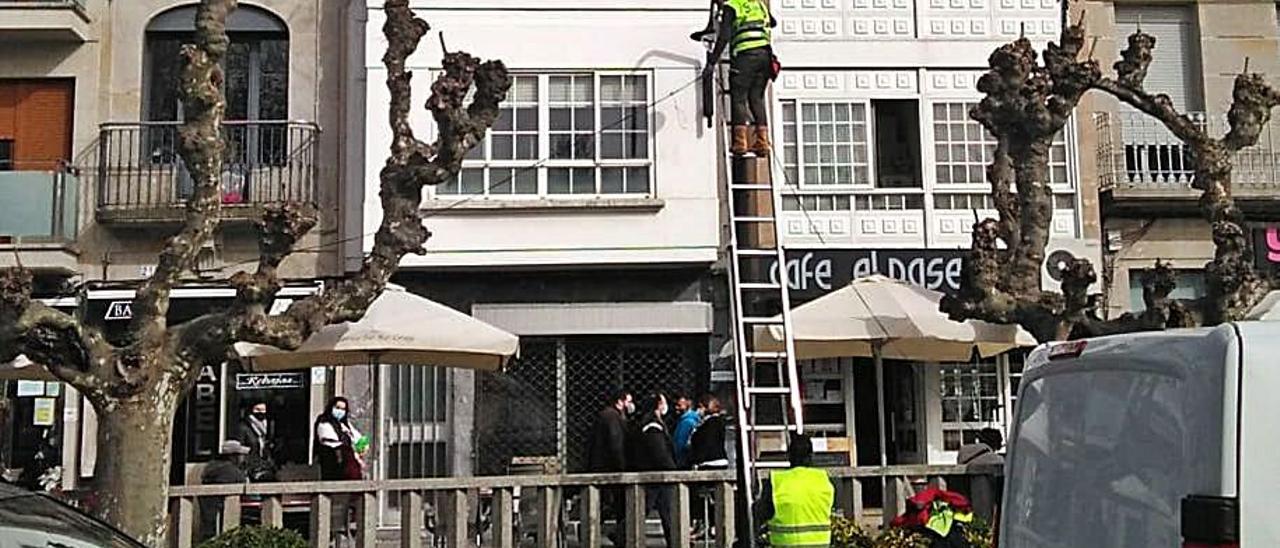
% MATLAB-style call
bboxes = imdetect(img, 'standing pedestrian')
[588,389,633,546]
[315,396,365,481]
[672,396,705,468]
[198,440,250,542]
[688,395,729,470]
[710,0,779,156]
[237,400,280,482]
[629,393,678,547]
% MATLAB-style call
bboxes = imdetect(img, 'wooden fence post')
[261,495,284,529]
[356,492,379,548]
[221,495,241,533]
[310,493,332,548]
[400,491,424,548]
[493,488,515,548]
[715,482,736,548]
[173,497,194,548]
[445,489,470,548]
[625,484,646,548]
[538,486,561,547]
[672,484,692,548]
[580,485,602,548]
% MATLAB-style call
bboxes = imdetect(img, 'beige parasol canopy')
[755,275,1037,362]
[234,285,520,372]
[0,355,58,381]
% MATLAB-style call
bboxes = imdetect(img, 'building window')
[939,359,1006,451]
[0,140,12,171]
[440,72,654,197]
[781,192,923,211]
[933,192,1076,211]
[1128,269,1206,311]
[931,101,1070,187]
[780,101,870,186]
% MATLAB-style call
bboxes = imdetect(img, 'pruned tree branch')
[947,18,1279,342]
[210,1,511,354]
[0,270,113,400]
[129,1,236,358]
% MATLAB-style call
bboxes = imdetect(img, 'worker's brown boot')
[731,125,751,156]
[752,126,772,157]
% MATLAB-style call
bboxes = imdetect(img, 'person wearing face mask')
[237,400,280,482]
[589,388,634,546]
[628,393,679,547]
[314,396,365,481]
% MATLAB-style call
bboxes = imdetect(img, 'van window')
[0,493,140,547]
[1003,370,1187,547]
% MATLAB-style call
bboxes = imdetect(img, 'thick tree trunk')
[93,397,180,546]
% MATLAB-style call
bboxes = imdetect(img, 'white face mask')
[624,401,636,415]
[658,404,669,417]
[331,409,347,421]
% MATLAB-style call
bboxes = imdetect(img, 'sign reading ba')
[104,301,133,321]
[769,249,968,304]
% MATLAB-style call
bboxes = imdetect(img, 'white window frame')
[435,71,656,199]
[780,99,874,190]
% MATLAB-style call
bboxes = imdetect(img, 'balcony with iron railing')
[0,0,90,42]
[1096,111,1280,214]
[0,162,79,273]
[95,121,319,225]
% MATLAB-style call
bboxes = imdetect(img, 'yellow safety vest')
[726,0,771,56]
[768,467,834,547]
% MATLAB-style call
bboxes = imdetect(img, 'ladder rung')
[744,351,787,359]
[731,183,774,190]
[741,317,785,325]
[734,249,780,257]
[747,387,793,395]
[738,282,783,290]
[753,460,792,469]
[732,216,774,223]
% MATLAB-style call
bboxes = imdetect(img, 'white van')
[1000,323,1279,547]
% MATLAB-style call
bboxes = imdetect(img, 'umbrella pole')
[371,354,382,483]
[874,343,889,518]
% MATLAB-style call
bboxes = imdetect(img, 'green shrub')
[830,515,930,548]
[962,517,995,548]
[196,526,307,548]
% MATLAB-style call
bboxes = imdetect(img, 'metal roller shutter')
[1114,6,1203,112]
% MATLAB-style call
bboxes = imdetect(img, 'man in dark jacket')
[588,389,633,546]
[629,393,678,547]
[687,395,729,470]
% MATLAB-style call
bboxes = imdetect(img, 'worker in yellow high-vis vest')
[710,0,779,157]
[753,433,835,546]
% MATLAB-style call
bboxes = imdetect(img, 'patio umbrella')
[0,355,57,382]
[234,285,519,482]
[234,285,519,372]
[755,275,1036,468]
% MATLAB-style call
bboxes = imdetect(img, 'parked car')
[0,481,143,547]
[1001,323,1278,547]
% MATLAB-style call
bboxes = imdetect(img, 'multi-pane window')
[931,102,1070,186]
[439,73,653,197]
[939,360,1005,451]
[781,192,923,211]
[781,101,870,186]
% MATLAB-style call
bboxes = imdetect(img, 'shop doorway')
[226,365,313,474]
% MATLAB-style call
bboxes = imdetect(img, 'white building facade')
[769,0,1101,466]
[357,0,1102,485]
[359,0,724,492]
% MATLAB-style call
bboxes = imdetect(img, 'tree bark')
[1,1,508,542]
[92,397,180,547]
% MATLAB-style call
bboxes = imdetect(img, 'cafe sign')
[235,372,306,391]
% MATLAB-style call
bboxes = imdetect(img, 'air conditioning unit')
[1042,238,1104,293]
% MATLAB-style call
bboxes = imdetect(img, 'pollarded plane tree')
[941,15,1280,342]
[0,0,510,543]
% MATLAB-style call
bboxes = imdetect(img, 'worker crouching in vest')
[753,433,835,546]
[889,487,978,548]
[711,0,780,156]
